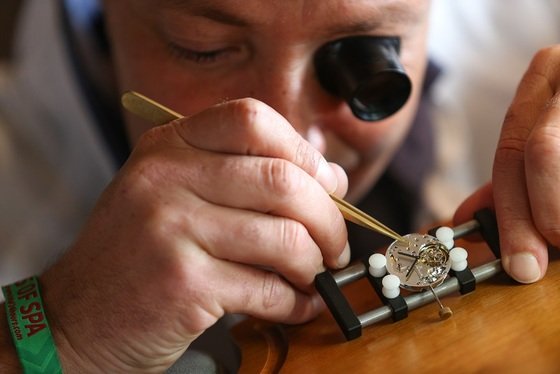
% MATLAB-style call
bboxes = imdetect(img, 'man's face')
[103,0,431,201]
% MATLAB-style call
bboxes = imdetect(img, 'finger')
[216,261,324,325]
[492,48,560,283]
[158,150,348,270]
[525,94,560,246]
[171,98,342,194]
[451,182,494,242]
[184,200,326,288]
[131,98,349,269]
[453,182,494,226]
[329,162,349,198]
[177,253,324,333]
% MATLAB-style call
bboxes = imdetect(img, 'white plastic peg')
[450,247,468,271]
[382,274,401,299]
[368,253,387,278]
[436,226,455,249]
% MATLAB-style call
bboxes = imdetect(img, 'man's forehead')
[158,0,424,29]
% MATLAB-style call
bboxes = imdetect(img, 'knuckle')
[108,159,162,208]
[494,120,528,164]
[134,124,178,151]
[228,98,272,134]
[496,205,529,234]
[293,139,322,176]
[499,212,523,233]
[526,126,560,170]
[171,254,222,331]
[121,154,170,198]
[122,149,196,200]
[134,127,160,151]
[231,97,269,117]
[261,158,303,197]
[275,219,322,285]
[149,203,189,239]
[260,272,284,310]
[494,138,525,165]
[279,219,309,253]
[216,98,280,150]
[171,250,214,305]
[134,154,167,181]
[236,218,266,244]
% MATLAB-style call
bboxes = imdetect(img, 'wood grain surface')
[232,238,560,373]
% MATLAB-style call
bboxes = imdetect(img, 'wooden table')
[232,239,560,373]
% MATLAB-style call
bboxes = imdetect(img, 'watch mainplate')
[385,233,451,291]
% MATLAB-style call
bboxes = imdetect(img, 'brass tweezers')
[121,91,405,242]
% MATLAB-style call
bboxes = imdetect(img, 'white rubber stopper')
[436,226,454,249]
[382,274,401,299]
[450,247,468,271]
[368,253,387,277]
[435,226,454,242]
[443,240,455,250]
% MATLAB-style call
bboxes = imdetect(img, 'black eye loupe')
[314,36,412,121]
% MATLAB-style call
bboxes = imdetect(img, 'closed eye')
[167,42,238,65]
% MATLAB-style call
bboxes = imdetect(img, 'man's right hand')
[39,98,349,372]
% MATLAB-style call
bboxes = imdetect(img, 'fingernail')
[337,241,351,268]
[503,252,541,284]
[316,158,338,194]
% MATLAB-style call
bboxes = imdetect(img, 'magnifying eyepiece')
[314,36,411,121]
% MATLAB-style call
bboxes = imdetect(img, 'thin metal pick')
[120,90,406,243]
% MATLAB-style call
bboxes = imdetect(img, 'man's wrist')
[1,275,95,373]
[0,305,23,373]
[39,271,107,373]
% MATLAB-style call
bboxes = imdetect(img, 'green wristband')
[2,276,63,374]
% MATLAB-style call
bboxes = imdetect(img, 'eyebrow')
[162,0,420,32]
[326,19,384,36]
[162,0,250,27]
[325,3,420,36]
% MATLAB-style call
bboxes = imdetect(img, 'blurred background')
[426,0,560,220]
[0,0,22,62]
[0,0,22,96]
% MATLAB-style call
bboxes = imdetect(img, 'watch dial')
[385,233,451,291]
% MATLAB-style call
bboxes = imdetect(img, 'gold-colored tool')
[121,91,182,126]
[120,91,406,242]
[328,194,405,242]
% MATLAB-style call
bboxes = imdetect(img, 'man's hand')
[455,45,560,284]
[39,98,349,372]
